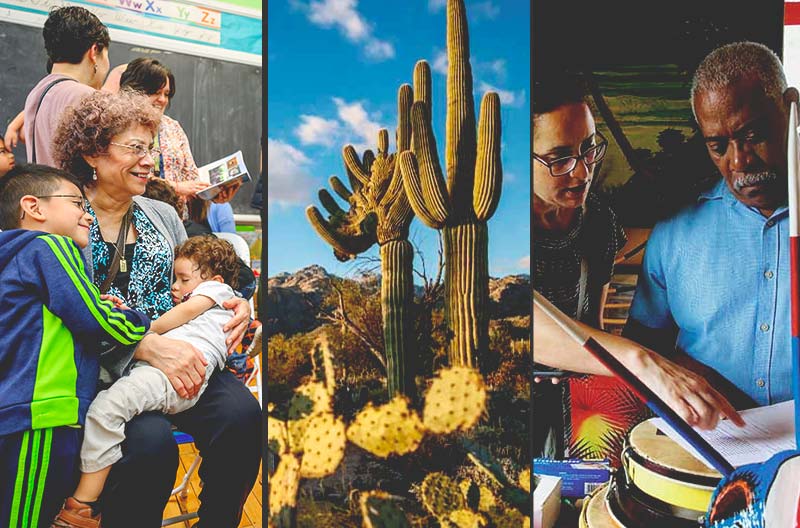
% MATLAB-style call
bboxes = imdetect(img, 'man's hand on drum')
[629,349,745,430]
[135,333,208,399]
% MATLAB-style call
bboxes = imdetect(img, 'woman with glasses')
[532,74,741,462]
[119,58,240,230]
[51,89,260,527]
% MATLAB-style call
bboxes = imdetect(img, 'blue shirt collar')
[698,178,788,218]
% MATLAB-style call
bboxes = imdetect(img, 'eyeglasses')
[533,132,608,177]
[35,195,88,213]
[110,142,161,159]
[20,194,88,220]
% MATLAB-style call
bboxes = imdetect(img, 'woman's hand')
[222,297,251,353]
[4,113,25,148]
[212,181,241,204]
[135,333,208,398]
[627,348,745,430]
[174,180,211,198]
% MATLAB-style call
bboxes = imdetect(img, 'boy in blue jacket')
[0,164,150,528]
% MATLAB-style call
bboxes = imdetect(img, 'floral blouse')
[88,202,174,319]
[156,114,199,185]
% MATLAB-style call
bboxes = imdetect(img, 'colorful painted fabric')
[157,114,199,186]
[705,449,800,527]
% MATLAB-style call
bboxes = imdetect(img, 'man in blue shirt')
[627,41,798,407]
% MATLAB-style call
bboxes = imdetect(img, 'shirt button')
[766,219,775,227]
[760,323,770,332]
[765,270,774,279]
[757,379,766,388]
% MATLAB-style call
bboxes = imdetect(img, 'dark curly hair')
[43,6,109,64]
[532,71,587,117]
[143,177,181,214]
[175,236,239,288]
[52,90,160,185]
[120,58,176,102]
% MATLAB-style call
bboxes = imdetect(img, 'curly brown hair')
[175,236,239,287]
[143,177,181,215]
[53,90,160,185]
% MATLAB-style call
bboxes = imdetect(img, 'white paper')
[650,400,797,470]
[196,151,251,200]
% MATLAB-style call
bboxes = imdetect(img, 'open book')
[651,400,796,469]
[196,151,251,201]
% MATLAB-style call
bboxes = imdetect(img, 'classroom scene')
[533,1,800,527]
[0,0,263,527]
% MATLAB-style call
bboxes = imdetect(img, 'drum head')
[581,484,624,528]
[629,420,721,479]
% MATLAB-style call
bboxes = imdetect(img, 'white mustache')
[732,171,777,191]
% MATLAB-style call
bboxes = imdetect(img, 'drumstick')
[787,100,800,447]
[533,290,735,477]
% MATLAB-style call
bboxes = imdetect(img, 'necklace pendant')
[119,258,127,273]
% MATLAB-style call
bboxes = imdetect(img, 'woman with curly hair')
[51,89,261,527]
[119,58,240,215]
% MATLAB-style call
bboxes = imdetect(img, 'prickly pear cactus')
[422,367,486,433]
[447,509,487,528]
[287,381,332,452]
[420,472,465,520]
[299,413,347,478]
[347,395,425,458]
[399,0,502,368]
[518,468,531,494]
[268,454,301,527]
[360,491,411,528]
[268,415,289,455]
[459,480,497,513]
[484,507,530,528]
[306,84,417,399]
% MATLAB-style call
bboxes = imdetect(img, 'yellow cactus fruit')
[299,413,347,478]
[287,381,332,452]
[267,416,288,455]
[359,490,411,528]
[420,472,465,519]
[422,367,486,433]
[518,468,531,493]
[268,454,301,518]
[347,396,425,458]
[448,509,487,528]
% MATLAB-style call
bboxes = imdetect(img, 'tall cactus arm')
[445,0,476,210]
[343,146,371,187]
[396,83,413,152]
[413,61,432,121]
[329,175,352,201]
[410,101,451,222]
[318,189,347,218]
[473,92,502,222]
[306,206,373,260]
[400,151,447,229]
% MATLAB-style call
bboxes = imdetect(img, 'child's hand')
[101,294,130,310]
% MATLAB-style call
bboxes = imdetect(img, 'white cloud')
[364,37,395,60]
[432,49,448,75]
[471,0,499,20]
[297,0,394,61]
[267,138,316,207]
[295,115,340,146]
[484,58,506,81]
[517,255,530,269]
[428,0,446,11]
[333,97,384,151]
[478,81,526,107]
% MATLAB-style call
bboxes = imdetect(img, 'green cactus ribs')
[443,222,489,368]
[380,239,416,398]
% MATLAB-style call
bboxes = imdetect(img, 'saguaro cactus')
[306,84,417,398]
[399,0,502,367]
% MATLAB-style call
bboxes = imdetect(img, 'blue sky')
[267,0,530,280]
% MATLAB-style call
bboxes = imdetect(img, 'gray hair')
[690,41,787,120]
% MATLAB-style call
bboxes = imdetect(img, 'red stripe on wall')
[787,2,800,25]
